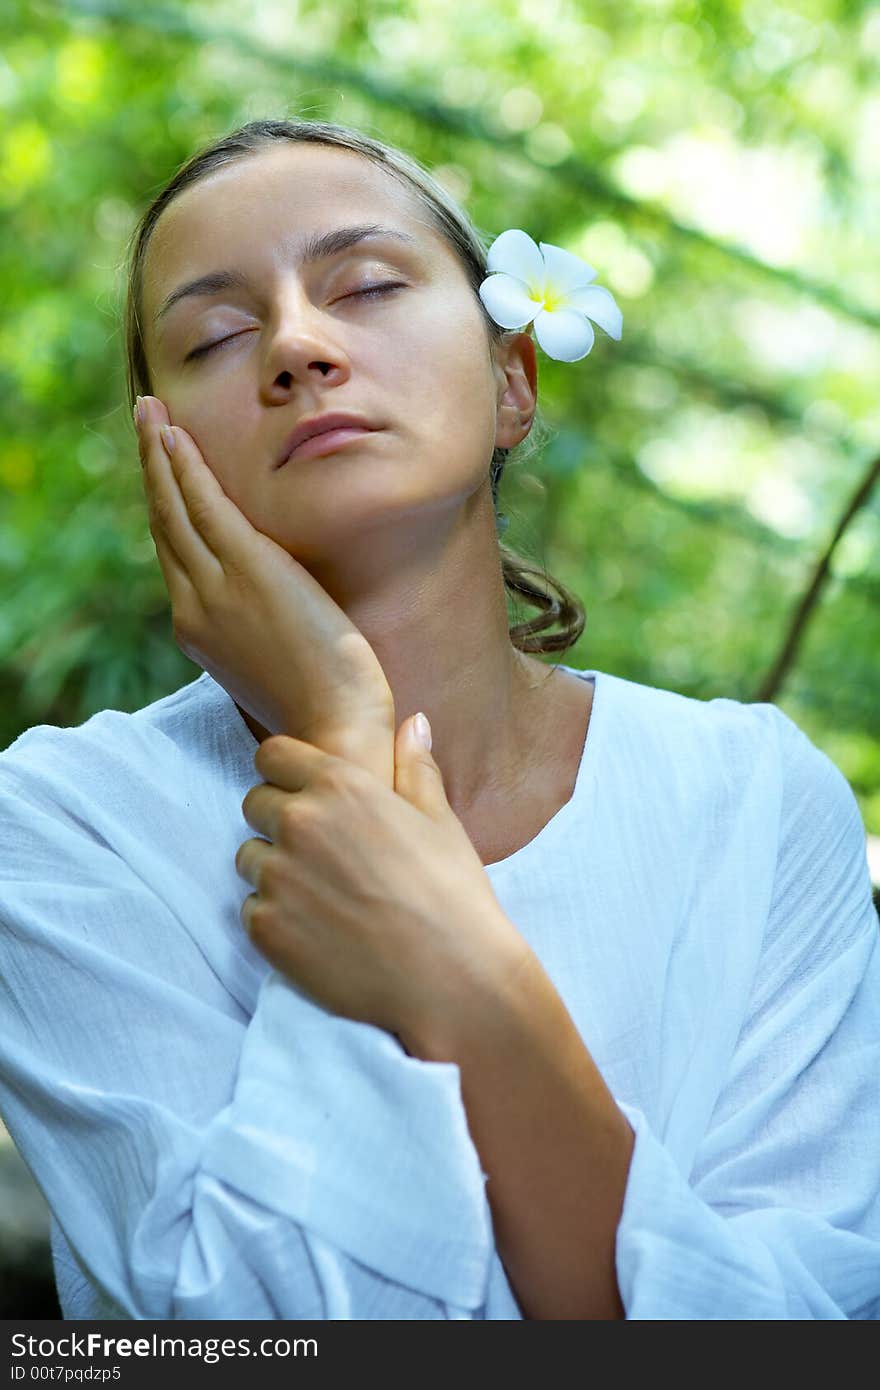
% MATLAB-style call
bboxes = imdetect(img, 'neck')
[238,491,558,815]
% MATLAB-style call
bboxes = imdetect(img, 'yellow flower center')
[535,281,562,313]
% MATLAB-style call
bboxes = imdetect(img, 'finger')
[234,834,272,885]
[140,469,193,599]
[240,735,336,836]
[240,890,263,941]
[138,398,224,593]
[141,405,280,589]
[240,782,292,837]
[136,397,201,595]
[148,518,191,597]
[140,460,192,593]
[253,734,331,791]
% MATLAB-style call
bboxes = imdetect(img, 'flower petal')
[539,241,598,298]
[562,283,623,340]
[485,229,545,289]
[533,308,596,362]
[478,273,541,329]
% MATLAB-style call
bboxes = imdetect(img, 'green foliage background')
[1,0,879,866]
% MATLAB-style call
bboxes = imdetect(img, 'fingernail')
[414,712,432,750]
[133,396,143,428]
[160,425,176,456]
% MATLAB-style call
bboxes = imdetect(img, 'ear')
[493,330,538,452]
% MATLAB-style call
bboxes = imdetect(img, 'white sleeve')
[0,769,494,1320]
[612,706,880,1318]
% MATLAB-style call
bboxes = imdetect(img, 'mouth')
[279,426,379,467]
[275,414,381,469]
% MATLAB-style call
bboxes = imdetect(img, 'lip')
[275,413,379,468]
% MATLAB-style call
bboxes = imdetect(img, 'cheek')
[435,353,498,450]
[155,381,253,481]
[391,317,497,440]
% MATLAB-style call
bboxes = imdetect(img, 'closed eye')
[185,331,253,362]
[184,284,406,362]
[347,281,407,301]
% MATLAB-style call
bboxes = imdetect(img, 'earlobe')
[500,410,535,451]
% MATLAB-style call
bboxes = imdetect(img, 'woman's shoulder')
[0,671,246,807]
[0,671,265,1012]
[616,670,857,826]
[571,662,794,777]
[591,663,870,901]
[568,663,866,873]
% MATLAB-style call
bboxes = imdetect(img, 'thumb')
[393,712,449,821]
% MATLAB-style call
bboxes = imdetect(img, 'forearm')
[410,945,635,1320]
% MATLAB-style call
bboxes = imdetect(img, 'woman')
[0,118,878,1320]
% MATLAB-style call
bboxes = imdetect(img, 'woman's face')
[140,142,530,557]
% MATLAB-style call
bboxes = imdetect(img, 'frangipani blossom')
[478,228,623,362]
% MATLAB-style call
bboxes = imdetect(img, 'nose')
[259,281,351,403]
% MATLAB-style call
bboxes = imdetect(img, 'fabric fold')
[200,969,494,1307]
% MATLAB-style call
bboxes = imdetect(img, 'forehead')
[142,143,449,316]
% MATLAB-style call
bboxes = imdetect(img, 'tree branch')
[755,451,880,703]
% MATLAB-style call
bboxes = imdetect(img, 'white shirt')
[0,664,878,1319]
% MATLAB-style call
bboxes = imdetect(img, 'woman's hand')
[135,395,396,784]
[234,715,533,1059]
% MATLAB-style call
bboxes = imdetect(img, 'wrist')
[304,710,396,787]
[403,928,540,1066]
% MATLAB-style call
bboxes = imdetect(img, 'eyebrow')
[154,223,418,323]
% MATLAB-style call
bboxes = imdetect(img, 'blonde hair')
[123,117,585,654]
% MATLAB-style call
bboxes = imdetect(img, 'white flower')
[478,228,623,362]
